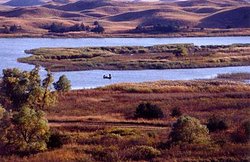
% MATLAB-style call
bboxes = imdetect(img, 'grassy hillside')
[4,0,45,6]
[199,6,250,28]
[0,0,249,37]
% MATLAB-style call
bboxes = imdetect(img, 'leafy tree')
[153,24,179,33]
[1,67,56,110]
[169,116,210,145]
[91,25,105,33]
[135,102,164,119]
[27,86,56,110]
[53,75,71,92]
[41,70,56,110]
[0,109,15,154]
[0,106,50,154]
[2,68,33,108]
[9,24,18,32]
[48,23,86,33]
[133,24,179,33]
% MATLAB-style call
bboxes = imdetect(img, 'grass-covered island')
[19,44,250,72]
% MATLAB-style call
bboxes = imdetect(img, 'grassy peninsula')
[19,44,250,72]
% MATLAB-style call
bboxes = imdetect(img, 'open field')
[0,0,249,37]
[1,79,249,161]
[19,43,250,71]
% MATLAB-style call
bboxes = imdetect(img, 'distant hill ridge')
[45,0,115,11]
[199,6,250,28]
[4,0,45,6]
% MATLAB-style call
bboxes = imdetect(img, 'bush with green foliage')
[174,46,188,57]
[134,24,179,33]
[0,106,50,154]
[135,102,164,119]
[48,23,86,33]
[169,116,210,145]
[231,121,250,143]
[207,115,228,132]
[128,145,161,160]
[53,75,71,92]
[171,107,182,117]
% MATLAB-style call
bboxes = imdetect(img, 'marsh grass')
[19,44,250,71]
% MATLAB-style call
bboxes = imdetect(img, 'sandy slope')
[0,0,249,37]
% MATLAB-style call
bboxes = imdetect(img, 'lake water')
[0,37,249,89]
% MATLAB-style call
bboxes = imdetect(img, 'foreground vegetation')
[19,44,250,72]
[0,67,249,161]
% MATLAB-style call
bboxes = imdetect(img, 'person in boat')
[103,74,112,79]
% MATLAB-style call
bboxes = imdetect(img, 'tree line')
[132,24,180,34]
[0,24,22,34]
[46,21,105,34]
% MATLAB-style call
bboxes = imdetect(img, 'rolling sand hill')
[0,0,249,37]
[46,0,115,11]
[0,6,83,18]
[198,6,250,28]
[4,0,45,6]
[175,0,248,7]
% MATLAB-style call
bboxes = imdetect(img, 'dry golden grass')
[0,0,249,37]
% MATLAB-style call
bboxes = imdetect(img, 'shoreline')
[1,31,250,39]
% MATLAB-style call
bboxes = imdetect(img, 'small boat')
[103,74,112,79]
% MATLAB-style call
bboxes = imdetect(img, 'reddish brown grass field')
[6,79,245,162]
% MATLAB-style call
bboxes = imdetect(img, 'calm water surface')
[0,37,249,89]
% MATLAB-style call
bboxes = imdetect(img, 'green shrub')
[2,67,56,110]
[207,115,228,132]
[128,145,161,160]
[53,75,71,92]
[174,46,188,57]
[169,116,210,145]
[231,121,250,143]
[0,106,50,154]
[170,107,182,117]
[135,102,164,119]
